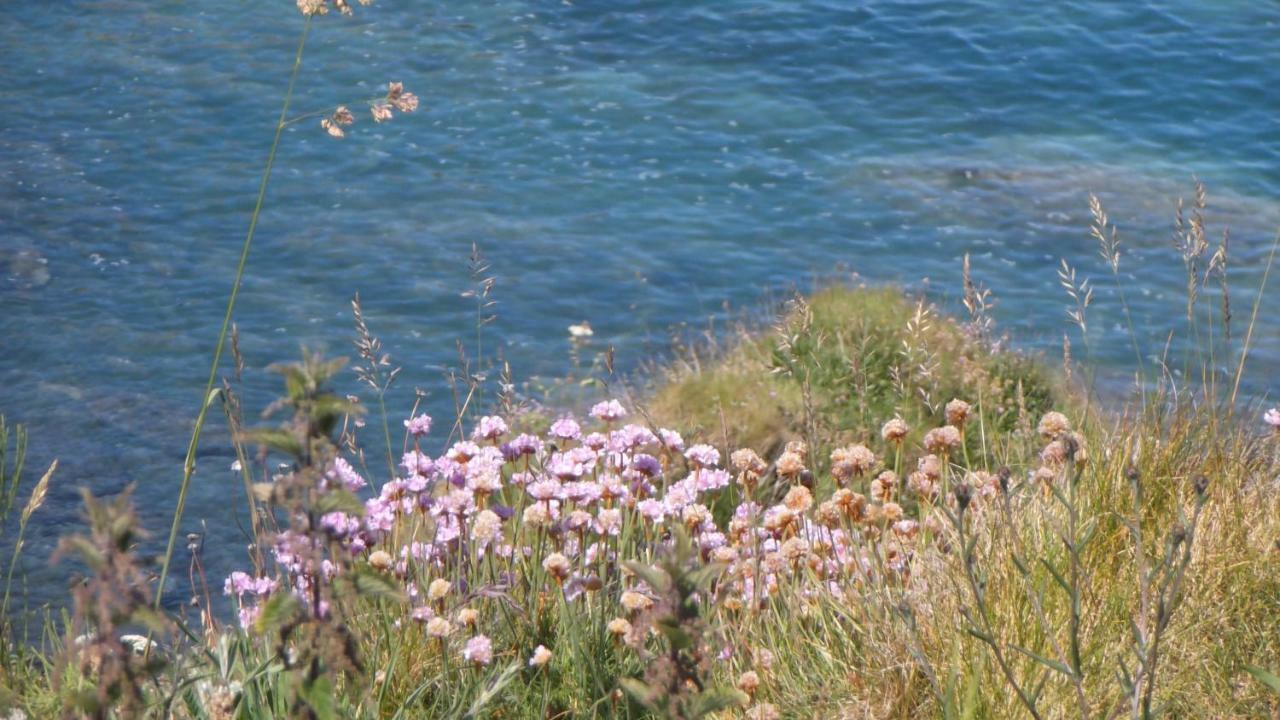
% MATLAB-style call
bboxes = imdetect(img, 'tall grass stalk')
[155,18,313,613]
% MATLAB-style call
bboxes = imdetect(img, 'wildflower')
[426,617,452,638]
[427,578,450,601]
[746,703,780,720]
[831,444,876,484]
[404,413,433,437]
[620,590,653,613]
[371,103,393,122]
[1037,411,1071,439]
[326,457,367,491]
[783,485,813,512]
[607,618,632,637]
[527,478,563,502]
[881,417,910,443]
[731,448,768,477]
[385,82,419,112]
[550,416,582,441]
[543,552,572,583]
[832,488,867,522]
[463,635,492,666]
[756,647,775,671]
[401,450,434,477]
[1266,408,1280,430]
[775,450,806,478]
[893,519,920,539]
[471,509,502,545]
[597,508,622,535]
[473,415,508,441]
[814,500,843,528]
[918,454,942,480]
[590,399,627,422]
[297,0,327,16]
[880,502,904,523]
[457,608,479,628]
[945,398,972,427]
[907,471,936,501]
[870,470,898,503]
[684,444,721,468]
[523,503,553,529]
[636,498,666,523]
[923,425,962,454]
[320,105,355,138]
[681,503,712,531]
[737,670,761,695]
[367,550,393,572]
[780,537,809,563]
[529,645,552,667]
[658,428,685,451]
[762,504,796,535]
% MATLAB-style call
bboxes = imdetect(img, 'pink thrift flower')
[590,399,627,422]
[404,413,433,438]
[463,635,493,665]
[684,444,721,468]
[1265,408,1280,430]
[550,416,582,441]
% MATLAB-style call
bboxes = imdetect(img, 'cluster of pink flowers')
[226,397,1085,680]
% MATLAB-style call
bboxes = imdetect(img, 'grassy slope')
[642,286,1280,719]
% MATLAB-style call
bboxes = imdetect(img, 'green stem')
[154,18,313,611]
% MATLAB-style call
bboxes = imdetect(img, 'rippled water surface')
[2,1,1278,610]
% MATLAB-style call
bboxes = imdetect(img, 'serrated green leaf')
[348,567,406,602]
[301,675,336,720]
[255,592,301,634]
[316,489,366,517]
[692,687,748,717]
[623,561,671,594]
[656,617,693,650]
[619,677,658,709]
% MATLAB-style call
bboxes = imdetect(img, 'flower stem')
[154,18,314,612]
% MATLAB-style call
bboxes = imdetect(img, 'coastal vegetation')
[1,2,1278,718]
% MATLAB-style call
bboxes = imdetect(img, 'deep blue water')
[2,0,1278,613]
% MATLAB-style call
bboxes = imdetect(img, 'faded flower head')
[945,398,972,426]
[831,444,876,483]
[775,450,806,478]
[529,645,552,667]
[1264,408,1280,430]
[427,578,450,601]
[1037,411,1071,439]
[542,552,571,582]
[881,417,910,443]
[923,425,962,454]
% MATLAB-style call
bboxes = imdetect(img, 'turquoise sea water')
[1,1,1277,612]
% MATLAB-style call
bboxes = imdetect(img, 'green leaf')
[300,675,336,720]
[1245,665,1280,696]
[255,592,301,634]
[316,489,366,517]
[347,567,406,602]
[619,678,658,710]
[1010,643,1075,678]
[691,687,748,717]
[623,561,671,594]
[656,616,694,650]
[242,428,303,459]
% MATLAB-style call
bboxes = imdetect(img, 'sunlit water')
[2,0,1277,615]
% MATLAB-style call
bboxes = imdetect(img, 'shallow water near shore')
[1,0,1278,614]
